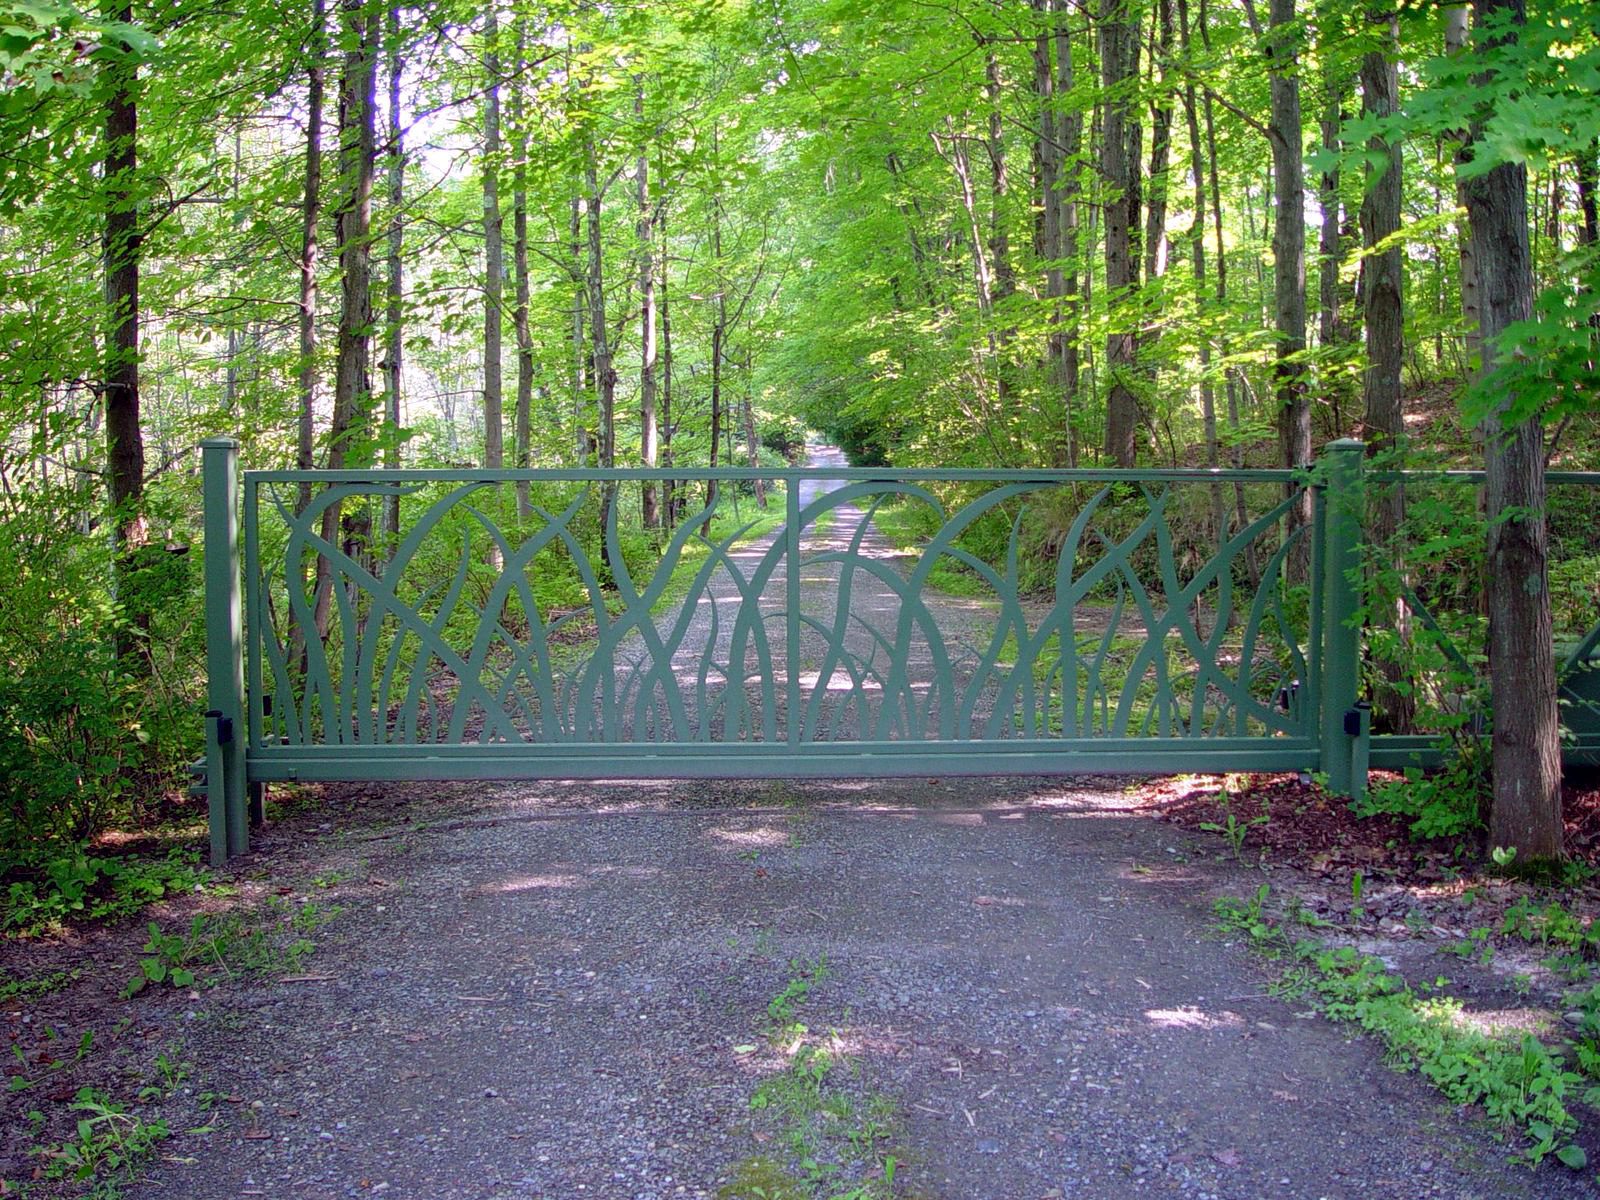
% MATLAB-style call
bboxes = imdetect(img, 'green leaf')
[1555,1144,1587,1170]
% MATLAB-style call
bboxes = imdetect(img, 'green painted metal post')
[203,438,248,864]
[1318,439,1365,795]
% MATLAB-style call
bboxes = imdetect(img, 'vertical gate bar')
[202,438,248,863]
[242,476,262,751]
[1306,483,1326,737]
[242,476,266,828]
[786,476,801,745]
[1318,439,1365,795]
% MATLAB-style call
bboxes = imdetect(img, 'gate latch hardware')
[206,710,234,745]
[1342,701,1371,738]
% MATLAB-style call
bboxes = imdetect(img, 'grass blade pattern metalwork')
[246,471,1316,753]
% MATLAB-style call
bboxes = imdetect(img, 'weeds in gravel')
[0,967,75,1003]
[1199,792,1268,861]
[1216,887,1597,1173]
[29,1086,171,1198]
[121,898,338,997]
[722,957,908,1200]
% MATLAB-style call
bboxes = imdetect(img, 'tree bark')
[1176,0,1223,539]
[297,0,325,517]
[1100,0,1142,466]
[1360,8,1412,732]
[637,80,659,529]
[584,134,616,557]
[481,5,504,474]
[1445,6,1482,372]
[1053,0,1082,464]
[1316,10,1352,427]
[103,0,147,657]
[1461,0,1562,862]
[382,0,403,548]
[313,0,377,639]
[512,20,534,520]
[659,198,675,528]
[1265,0,1310,570]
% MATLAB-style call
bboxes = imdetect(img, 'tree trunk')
[1360,17,1403,456]
[570,191,587,462]
[1266,0,1310,571]
[1445,6,1482,372]
[1176,0,1223,539]
[659,200,675,528]
[1053,0,1082,465]
[1461,0,1562,862]
[584,135,616,558]
[1317,13,1351,428]
[481,5,504,475]
[296,0,325,518]
[637,80,659,529]
[512,20,534,520]
[382,0,403,548]
[1142,0,1175,289]
[1360,9,1412,732]
[1100,0,1142,466]
[739,345,764,507]
[103,0,147,659]
[313,0,377,640]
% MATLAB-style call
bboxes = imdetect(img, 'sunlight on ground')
[1144,1006,1244,1030]
[474,872,586,895]
[709,826,790,848]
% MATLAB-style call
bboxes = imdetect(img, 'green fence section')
[198,438,1599,865]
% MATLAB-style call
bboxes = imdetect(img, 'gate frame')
[200,437,1373,864]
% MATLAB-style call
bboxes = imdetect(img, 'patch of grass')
[648,483,792,619]
[724,955,909,1199]
[869,502,986,597]
[0,967,76,1003]
[122,898,339,998]
[1216,886,1595,1171]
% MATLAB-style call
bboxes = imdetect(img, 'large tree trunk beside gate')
[1461,0,1562,862]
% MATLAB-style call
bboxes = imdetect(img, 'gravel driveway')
[126,775,1589,1200]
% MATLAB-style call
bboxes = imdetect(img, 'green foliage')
[1353,751,1487,841]
[33,1086,170,1196]
[1222,886,1593,1169]
[120,900,333,997]
[2,847,207,934]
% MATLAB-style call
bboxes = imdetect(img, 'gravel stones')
[128,779,1591,1199]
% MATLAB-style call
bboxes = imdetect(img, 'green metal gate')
[197,438,1372,864]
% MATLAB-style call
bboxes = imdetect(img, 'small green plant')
[0,968,75,1002]
[1350,869,1366,923]
[122,921,200,997]
[122,903,334,997]
[1214,883,1274,947]
[1199,792,1268,860]
[35,1086,170,1193]
[730,959,906,1198]
[3,847,209,935]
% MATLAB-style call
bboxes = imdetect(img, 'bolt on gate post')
[202,437,248,865]
[1318,438,1367,798]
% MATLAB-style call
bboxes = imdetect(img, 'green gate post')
[1318,439,1365,796]
[202,438,248,865]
